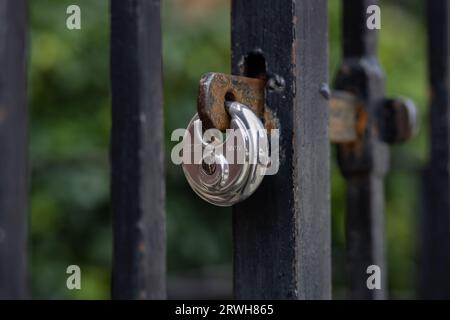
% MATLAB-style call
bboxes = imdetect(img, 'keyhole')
[202,161,216,175]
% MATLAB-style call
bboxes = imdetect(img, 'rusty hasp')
[197,72,266,131]
[330,92,417,145]
[329,91,365,143]
[197,72,368,140]
[197,72,417,144]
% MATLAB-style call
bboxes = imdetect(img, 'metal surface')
[330,93,417,145]
[198,73,416,144]
[110,0,166,299]
[329,91,363,143]
[335,0,388,300]
[334,0,417,301]
[0,0,29,299]
[378,97,417,144]
[198,73,266,131]
[183,102,268,207]
[421,0,450,299]
[231,0,330,299]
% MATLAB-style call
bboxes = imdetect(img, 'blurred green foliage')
[29,0,426,299]
[30,0,110,299]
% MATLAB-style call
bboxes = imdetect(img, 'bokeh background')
[29,0,426,299]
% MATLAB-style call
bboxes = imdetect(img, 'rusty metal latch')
[197,72,417,144]
[197,72,265,131]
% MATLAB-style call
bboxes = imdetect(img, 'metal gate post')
[335,0,387,299]
[110,0,166,299]
[231,0,331,299]
[421,0,450,299]
[0,0,29,299]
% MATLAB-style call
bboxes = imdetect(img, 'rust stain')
[263,108,279,133]
[138,241,146,253]
[355,103,368,137]
[329,91,368,144]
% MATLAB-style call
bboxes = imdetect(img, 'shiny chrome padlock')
[182,101,269,206]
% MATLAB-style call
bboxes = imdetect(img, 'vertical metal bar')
[421,0,450,299]
[110,0,166,299]
[0,0,29,299]
[335,0,387,299]
[231,0,331,299]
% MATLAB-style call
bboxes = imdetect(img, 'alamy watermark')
[66,265,81,290]
[367,5,381,30]
[366,265,381,290]
[66,5,81,30]
[171,119,280,175]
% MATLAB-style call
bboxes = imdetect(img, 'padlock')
[182,101,269,206]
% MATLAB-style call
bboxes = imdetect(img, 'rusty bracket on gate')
[197,72,417,144]
[197,72,266,131]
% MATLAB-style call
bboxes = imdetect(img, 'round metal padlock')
[182,101,269,206]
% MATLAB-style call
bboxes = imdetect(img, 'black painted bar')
[110,0,166,299]
[335,0,387,299]
[231,0,331,299]
[0,0,29,299]
[421,0,450,299]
